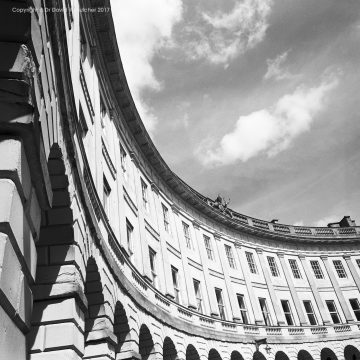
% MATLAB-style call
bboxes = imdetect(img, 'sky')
[110,0,360,227]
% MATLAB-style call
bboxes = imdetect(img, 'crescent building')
[0,1,359,359]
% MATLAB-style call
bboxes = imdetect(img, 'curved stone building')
[0,1,360,359]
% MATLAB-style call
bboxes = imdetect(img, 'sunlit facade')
[0,1,360,360]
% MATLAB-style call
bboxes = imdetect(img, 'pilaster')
[234,244,264,325]
[298,255,332,324]
[343,255,360,294]
[320,255,354,323]
[277,253,308,326]
[192,221,219,317]
[171,205,197,309]
[255,248,286,325]
[213,234,241,321]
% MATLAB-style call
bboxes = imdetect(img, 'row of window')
[148,245,360,325]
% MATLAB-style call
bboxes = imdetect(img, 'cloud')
[293,220,304,226]
[173,0,273,65]
[197,72,339,166]
[264,50,296,81]
[111,0,183,133]
[313,215,340,227]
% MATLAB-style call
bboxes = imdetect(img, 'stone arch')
[114,301,131,354]
[29,143,87,359]
[275,351,290,360]
[321,348,338,360]
[209,349,223,360]
[187,344,201,360]
[139,324,155,360]
[345,346,360,360]
[163,336,178,360]
[83,257,116,359]
[231,351,245,360]
[298,350,314,360]
[253,351,267,360]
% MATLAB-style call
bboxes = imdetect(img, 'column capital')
[213,232,222,240]
[298,254,306,260]
[192,220,201,229]
[151,182,159,195]
[129,151,139,168]
[343,255,351,261]
[171,203,181,215]
[320,255,328,261]
[255,248,263,254]
[277,252,285,258]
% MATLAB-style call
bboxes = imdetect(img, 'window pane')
[246,252,257,274]
[333,260,347,278]
[310,260,324,279]
[267,256,279,277]
[289,259,302,279]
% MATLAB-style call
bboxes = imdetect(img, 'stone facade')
[0,1,360,359]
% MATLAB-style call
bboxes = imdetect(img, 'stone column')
[299,255,332,324]
[320,255,354,323]
[255,248,286,325]
[192,222,219,317]
[150,183,173,297]
[234,244,264,325]
[129,153,151,281]
[171,205,197,309]
[343,255,360,293]
[214,234,241,321]
[277,253,308,325]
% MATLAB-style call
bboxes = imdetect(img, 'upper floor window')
[267,256,279,277]
[141,179,149,211]
[310,260,324,279]
[78,105,88,138]
[126,219,133,256]
[237,294,249,324]
[289,259,302,279]
[149,247,157,287]
[333,260,347,279]
[259,298,272,326]
[326,300,341,324]
[246,252,257,274]
[303,300,317,325]
[281,300,294,325]
[193,279,203,314]
[204,235,214,260]
[225,245,236,269]
[182,222,192,249]
[171,266,180,303]
[356,259,360,270]
[349,299,360,321]
[162,204,170,233]
[215,288,226,320]
[103,176,111,215]
[120,145,127,173]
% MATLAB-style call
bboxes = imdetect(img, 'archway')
[114,301,130,354]
[253,351,267,360]
[231,351,245,360]
[275,351,290,360]
[139,324,154,360]
[186,345,200,360]
[163,337,178,360]
[345,345,360,360]
[321,348,338,360]
[298,350,314,360]
[209,349,222,360]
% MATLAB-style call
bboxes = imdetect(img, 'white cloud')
[264,50,295,81]
[313,215,340,227]
[175,0,273,65]
[111,0,183,133]
[197,72,339,166]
